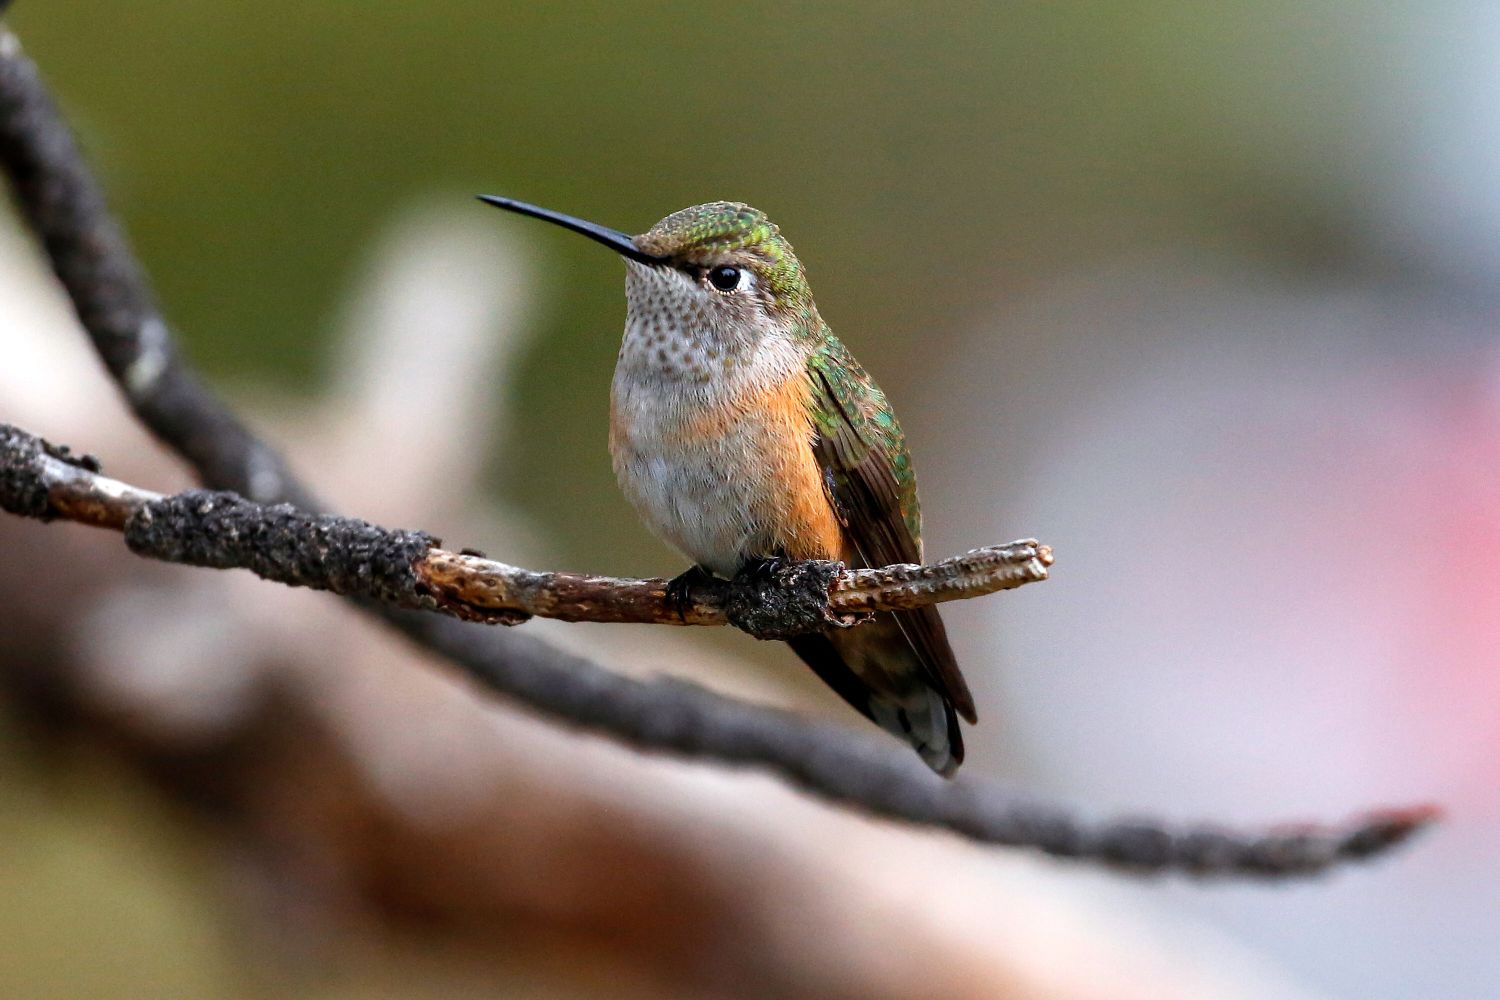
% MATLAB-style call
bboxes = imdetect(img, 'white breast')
[609,264,801,576]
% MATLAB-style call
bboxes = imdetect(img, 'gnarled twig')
[0,421,1051,635]
[415,542,1052,628]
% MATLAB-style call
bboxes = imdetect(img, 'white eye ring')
[706,264,753,292]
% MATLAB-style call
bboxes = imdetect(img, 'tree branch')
[0,421,1051,632]
[0,23,1438,877]
[416,541,1053,629]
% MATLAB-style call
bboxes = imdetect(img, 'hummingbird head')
[478,196,817,363]
[630,201,812,316]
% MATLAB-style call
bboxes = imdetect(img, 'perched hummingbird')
[479,196,976,774]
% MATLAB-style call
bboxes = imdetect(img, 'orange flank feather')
[749,371,846,562]
[609,364,845,566]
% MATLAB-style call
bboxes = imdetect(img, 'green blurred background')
[7,4,1492,998]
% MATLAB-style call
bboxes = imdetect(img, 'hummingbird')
[479,196,976,775]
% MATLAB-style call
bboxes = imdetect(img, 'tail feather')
[868,684,963,776]
[787,614,966,776]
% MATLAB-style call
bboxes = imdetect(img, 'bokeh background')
[2,3,1496,998]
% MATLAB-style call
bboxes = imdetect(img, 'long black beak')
[477,195,666,265]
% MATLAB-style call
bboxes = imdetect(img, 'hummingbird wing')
[803,339,978,726]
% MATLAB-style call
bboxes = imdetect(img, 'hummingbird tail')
[787,621,965,776]
[869,683,964,777]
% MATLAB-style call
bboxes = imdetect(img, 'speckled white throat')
[609,262,810,577]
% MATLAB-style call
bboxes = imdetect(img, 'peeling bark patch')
[0,424,52,519]
[0,424,98,520]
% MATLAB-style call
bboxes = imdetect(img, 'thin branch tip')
[1356,803,1443,850]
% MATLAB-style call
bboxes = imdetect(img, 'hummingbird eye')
[706,265,744,292]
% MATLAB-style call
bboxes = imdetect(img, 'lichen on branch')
[0,421,1050,637]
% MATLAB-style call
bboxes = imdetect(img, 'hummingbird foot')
[725,555,849,641]
[742,554,788,582]
[664,564,716,621]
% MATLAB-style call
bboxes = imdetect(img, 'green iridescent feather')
[806,334,923,550]
[637,201,809,306]
[804,331,975,722]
